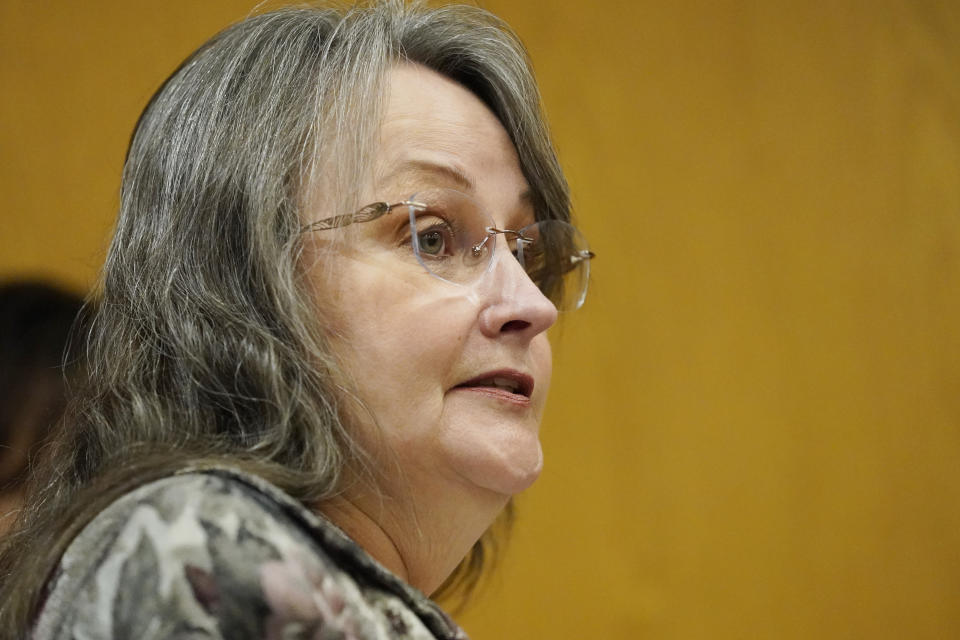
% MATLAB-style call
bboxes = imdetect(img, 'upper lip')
[454,369,535,398]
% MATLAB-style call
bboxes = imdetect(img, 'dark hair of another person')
[0,281,86,525]
[0,2,570,633]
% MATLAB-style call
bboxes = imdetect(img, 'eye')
[418,228,446,256]
[520,244,549,283]
[511,232,564,296]
[413,216,456,258]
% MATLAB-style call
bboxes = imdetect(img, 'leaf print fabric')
[32,469,468,640]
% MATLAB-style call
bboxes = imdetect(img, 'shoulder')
[34,471,398,639]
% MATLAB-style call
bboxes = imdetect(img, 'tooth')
[492,377,517,392]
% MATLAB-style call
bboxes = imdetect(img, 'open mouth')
[454,370,534,399]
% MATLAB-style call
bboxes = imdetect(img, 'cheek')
[321,261,473,443]
[532,334,553,400]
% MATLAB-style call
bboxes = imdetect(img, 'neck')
[317,478,509,595]
[319,496,410,583]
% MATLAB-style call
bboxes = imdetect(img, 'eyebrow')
[380,159,535,208]
[381,159,475,193]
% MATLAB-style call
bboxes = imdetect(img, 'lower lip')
[450,386,532,406]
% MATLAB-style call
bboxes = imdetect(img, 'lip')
[451,368,535,404]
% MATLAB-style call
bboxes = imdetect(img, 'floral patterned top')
[32,468,469,640]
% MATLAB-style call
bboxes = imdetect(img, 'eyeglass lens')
[408,189,591,311]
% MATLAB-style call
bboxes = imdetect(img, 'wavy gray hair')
[0,0,570,628]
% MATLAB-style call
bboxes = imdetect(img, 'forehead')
[374,64,531,208]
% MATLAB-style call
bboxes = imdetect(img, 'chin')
[495,445,544,495]
[450,433,544,496]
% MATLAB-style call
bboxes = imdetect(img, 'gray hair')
[0,0,569,627]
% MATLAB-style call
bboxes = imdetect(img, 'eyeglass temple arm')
[299,200,425,233]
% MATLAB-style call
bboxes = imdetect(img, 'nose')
[475,240,558,340]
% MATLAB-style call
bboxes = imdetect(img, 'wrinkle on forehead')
[373,64,531,222]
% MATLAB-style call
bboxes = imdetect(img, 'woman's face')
[310,64,557,506]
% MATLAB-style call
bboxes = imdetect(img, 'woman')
[0,2,593,638]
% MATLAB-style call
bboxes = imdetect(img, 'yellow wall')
[2,1,958,638]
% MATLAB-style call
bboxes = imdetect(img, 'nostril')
[500,319,531,333]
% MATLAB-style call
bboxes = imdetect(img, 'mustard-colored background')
[2,1,958,638]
